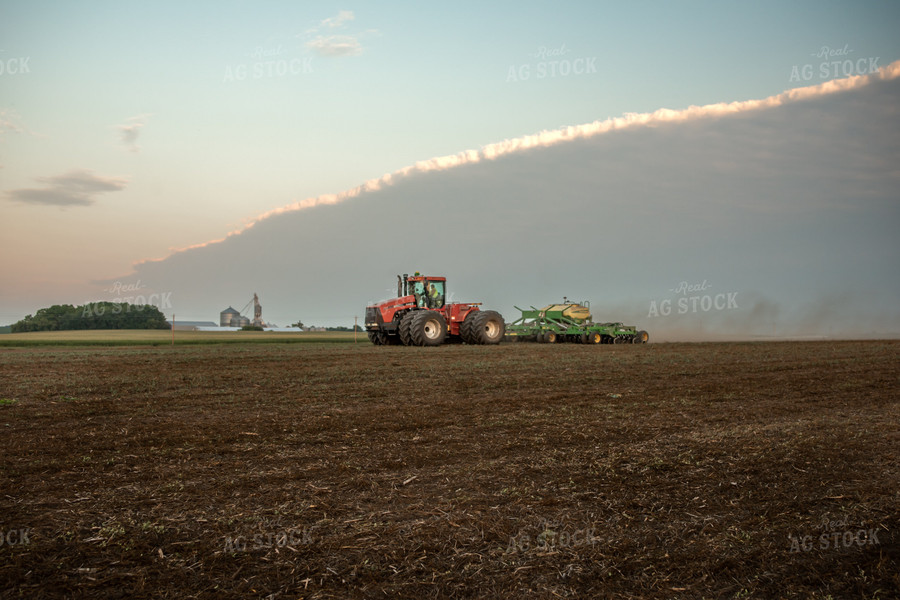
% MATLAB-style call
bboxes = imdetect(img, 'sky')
[1,1,899,339]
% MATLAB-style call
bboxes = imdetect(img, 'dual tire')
[399,310,447,347]
[460,310,505,345]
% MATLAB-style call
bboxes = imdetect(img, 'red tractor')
[365,273,505,346]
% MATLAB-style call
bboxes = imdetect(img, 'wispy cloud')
[0,108,40,137]
[321,9,354,29]
[6,169,129,207]
[302,10,372,57]
[306,35,362,57]
[117,113,151,152]
[0,109,23,135]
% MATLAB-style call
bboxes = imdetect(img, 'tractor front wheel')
[409,311,447,346]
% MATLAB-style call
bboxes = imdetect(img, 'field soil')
[0,330,358,346]
[0,341,897,599]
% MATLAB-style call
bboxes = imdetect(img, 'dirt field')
[0,340,897,599]
[0,330,358,347]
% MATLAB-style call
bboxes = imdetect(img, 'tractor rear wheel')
[409,311,447,346]
[465,310,505,344]
[398,312,416,346]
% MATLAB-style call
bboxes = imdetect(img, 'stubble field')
[0,339,897,598]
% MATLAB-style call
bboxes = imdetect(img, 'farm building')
[166,320,218,331]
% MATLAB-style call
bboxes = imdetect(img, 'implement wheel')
[409,311,447,347]
[586,331,602,344]
[635,330,649,344]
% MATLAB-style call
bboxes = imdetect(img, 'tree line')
[10,303,170,332]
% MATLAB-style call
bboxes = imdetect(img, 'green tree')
[11,302,169,332]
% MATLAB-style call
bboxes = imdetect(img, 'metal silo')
[220,306,241,327]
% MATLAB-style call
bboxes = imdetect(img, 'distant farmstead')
[220,306,249,328]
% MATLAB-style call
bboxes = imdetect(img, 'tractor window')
[411,281,426,307]
[426,280,445,308]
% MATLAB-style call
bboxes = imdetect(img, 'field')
[0,330,358,347]
[0,338,897,599]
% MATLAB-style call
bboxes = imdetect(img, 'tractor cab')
[398,273,445,309]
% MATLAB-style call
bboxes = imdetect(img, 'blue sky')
[1,1,899,329]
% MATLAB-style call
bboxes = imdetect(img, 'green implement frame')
[505,301,648,344]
